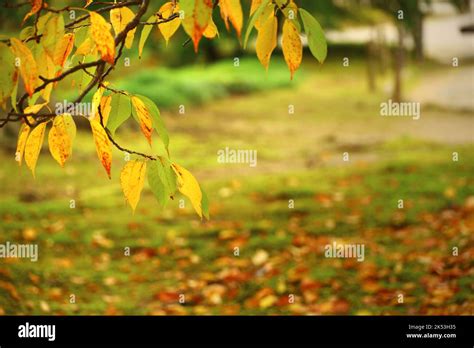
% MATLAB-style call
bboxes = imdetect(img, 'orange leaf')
[54,33,75,67]
[23,0,43,23]
[219,0,243,37]
[90,11,116,64]
[10,38,39,97]
[180,0,213,52]
[90,119,112,178]
[131,96,153,145]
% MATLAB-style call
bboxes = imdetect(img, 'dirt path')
[167,65,473,179]
[410,65,474,112]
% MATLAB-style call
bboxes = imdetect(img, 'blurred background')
[0,0,473,315]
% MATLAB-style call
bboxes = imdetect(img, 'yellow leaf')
[10,38,39,97]
[180,0,213,52]
[131,96,153,145]
[0,42,16,110]
[219,0,243,37]
[53,33,75,67]
[90,11,115,64]
[172,163,203,218]
[24,122,47,177]
[48,114,76,167]
[41,13,65,59]
[75,37,97,57]
[35,45,55,102]
[90,83,108,120]
[282,19,302,79]
[110,7,136,49]
[250,0,262,15]
[259,295,277,309]
[254,2,274,31]
[138,15,155,58]
[120,160,146,212]
[16,123,30,166]
[90,119,112,178]
[203,17,218,39]
[23,0,43,23]
[24,102,47,115]
[100,95,112,125]
[256,13,277,70]
[158,2,181,45]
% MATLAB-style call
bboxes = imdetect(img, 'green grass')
[114,57,297,110]
[1,138,472,315]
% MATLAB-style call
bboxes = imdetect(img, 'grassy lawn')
[0,58,472,315]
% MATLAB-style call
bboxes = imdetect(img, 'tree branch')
[5,0,150,130]
[98,105,158,161]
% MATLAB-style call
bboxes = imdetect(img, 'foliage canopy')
[0,0,327,217]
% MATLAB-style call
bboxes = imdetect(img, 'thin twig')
[98,105,158,161]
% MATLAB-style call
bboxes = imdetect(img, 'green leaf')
[74,26,89,48]
[244,0,271,49]
[135,95,169,152]
[148,158,177,207]
[0,43,15,110]
[138,15,155,59]
[299,8,327,63]
[148,161,166,207]
[107,93,131,136]
[69,54,96,93]
[281,3,301,32]
[201,187,209,220]
[28,92,41,107]
[36,13,52,35]
[11,77,18,112]
[41,13,65,57]
[20,26,34,41]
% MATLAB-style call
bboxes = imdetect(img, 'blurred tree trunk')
[411,8,424,61]
[393,24,405,102]
[202,40,220,63]
[367,40,376,92]
[377,26,389,75]
[0,120,18,152]
[0,83,24,152]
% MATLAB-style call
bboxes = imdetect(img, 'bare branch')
[140,13,180,25]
